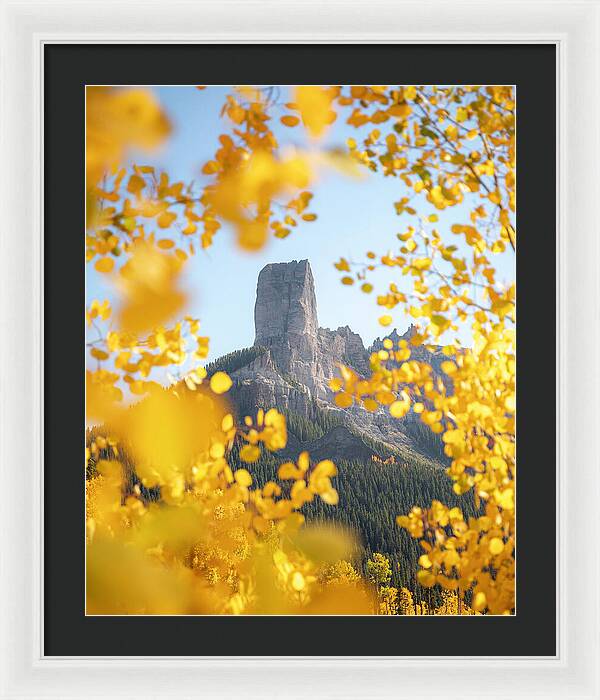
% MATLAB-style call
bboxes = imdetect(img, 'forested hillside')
[88,406,477,602]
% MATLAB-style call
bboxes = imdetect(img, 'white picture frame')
[0,0,598,697]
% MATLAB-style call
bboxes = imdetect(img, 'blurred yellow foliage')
[116,242,187,334]
[86,87,170,188]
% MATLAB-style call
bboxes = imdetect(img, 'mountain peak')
[368,324,420,353]
[402,323,418,340]
[254,260,318,344]
[213,263,447,464]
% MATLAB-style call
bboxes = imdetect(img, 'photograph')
[85,84,516,616]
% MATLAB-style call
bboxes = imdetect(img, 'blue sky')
[87,86,515,364]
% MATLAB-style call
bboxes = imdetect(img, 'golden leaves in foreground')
[324,85,516,613]
[274,451,339,508]
[85,391,377,614]
[86,301,210,422]
[86,87,170,188]
[294,86,337,138]
[329,319,515,613]
[115,242,187,335]
[209,371,233,395]
[206,150,312,251]
[119,387,227,492]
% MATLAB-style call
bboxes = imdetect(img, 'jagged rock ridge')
[221,259,444,464]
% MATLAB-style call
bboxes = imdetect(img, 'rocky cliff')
[218,259,445,464]
[252,260,370,400]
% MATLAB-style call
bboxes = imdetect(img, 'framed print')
[1,1,599,699]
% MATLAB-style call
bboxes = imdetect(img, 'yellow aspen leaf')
[291,571,306,591]
[473,591,487,611]
[129,380,147,395]
[334,258,350,272]
[361,283,373,293]
[440,360,457,375]
[94,257,115,273]
[489,538,504,555]
[363,398,378,412]
[298,452,310,472]
[202,160,220,175]
[262,482,281,499]
[278,461,300,480]
[281,115,300,127]
[127,174,146,196]
[302,213,317,222]
[341,276,354,286]
[157,239,175,250]
[86,87,170,186]
[456,106,468,122]
[234,468,252,487]
[389,400,410,419]
[209,442,225,459]
[334,392,353,408]
[320,488,339,506]
[253,515,270,534]
[329,377,343,392]
[157,211,177,229]
[209,371,232,395]
[417,570,435,588]
[182,224,197,236]
[430,314,450,334]
[117,243,186,334]
[379,315,393,326]
[240,444,260,463]
[90,348,109,361]
[412,257,432,271]
[443,429,465,445]
[444,550,460,568]
[388,103,412,118]
[295,86,334,138]
[184,375,197,391]
[95,188,119,202]
[237,220,269,252]
[221,413,234,432]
